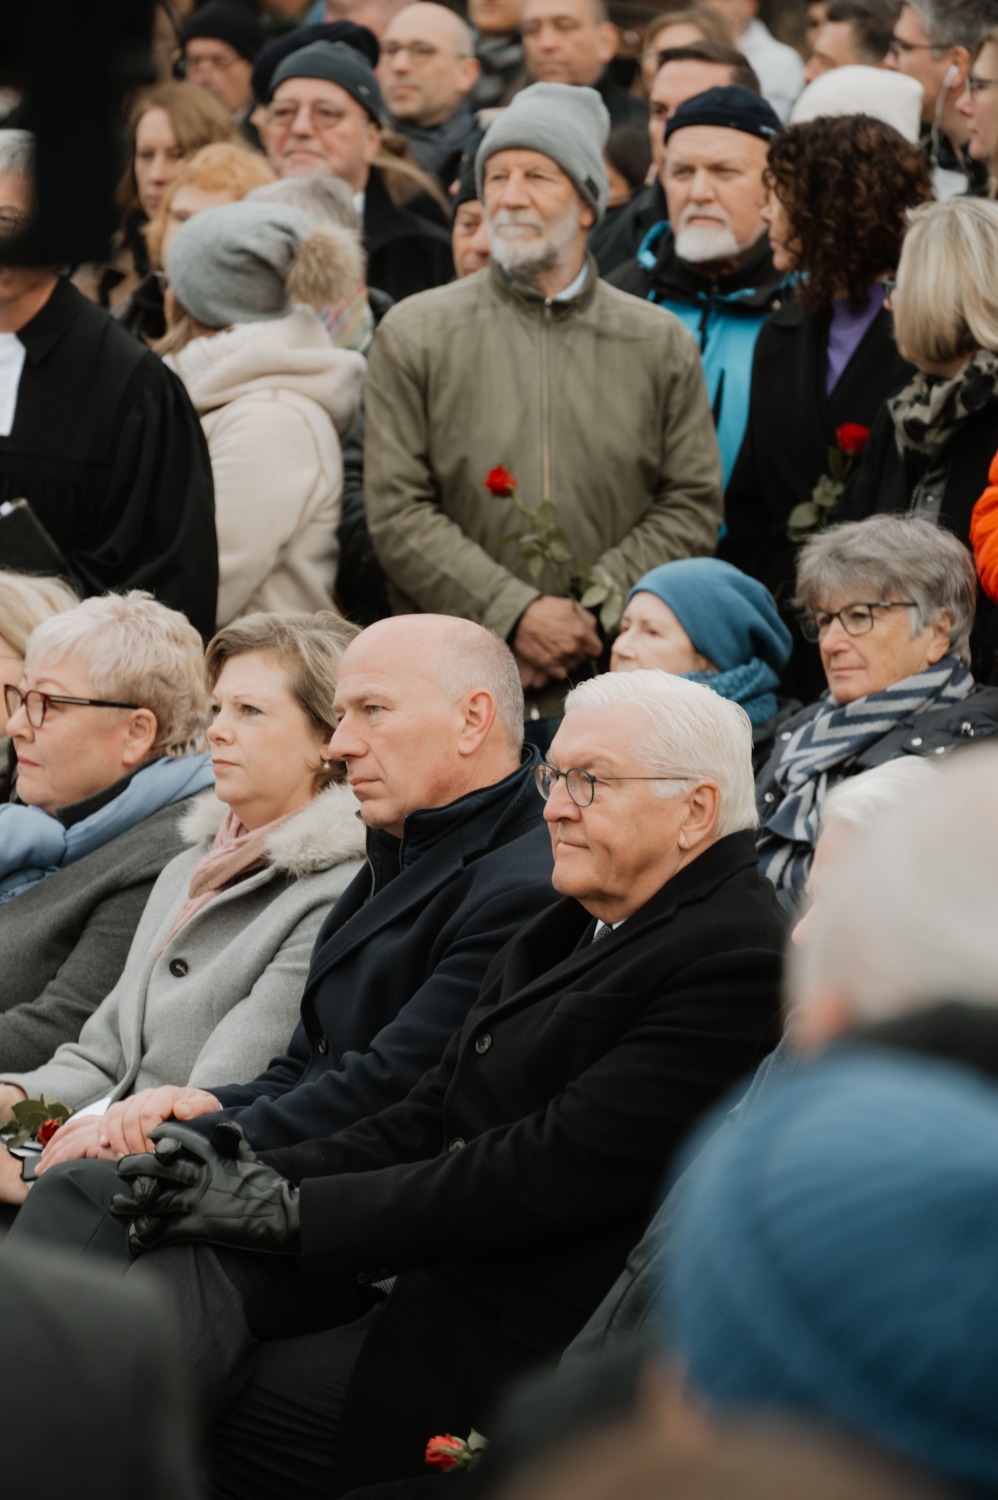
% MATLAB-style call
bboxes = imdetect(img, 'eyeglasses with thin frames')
[886,34,950,56]
[799,601,917,643]
[267,101,356,132]
[3,684,141,729]
[535,762,695,809]
[966,74,998,95]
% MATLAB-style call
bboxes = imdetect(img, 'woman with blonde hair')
[842,197,998,678]
[0,571,79,801]
[0,592,214,1068]
[0,612,366,1208]
[162,198,366,626]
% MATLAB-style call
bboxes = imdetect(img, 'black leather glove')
[110,1122,301,1258]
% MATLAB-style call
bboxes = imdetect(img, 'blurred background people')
[0,593,212,1070]
[698,0,805,117]
[639,5,736,94]
[179,0,267,146]
[803,0,899,81]
[163,198,365,626]
[378,2,481,187]
[841,197,998,681]
[721,111,931,695]
[520,0,648,125]
[469,0,528,108]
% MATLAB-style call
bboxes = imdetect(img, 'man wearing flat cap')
[364,82,724,737]
[610,86,788,488]
[260,37,452,301]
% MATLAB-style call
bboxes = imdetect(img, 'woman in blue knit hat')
[611,557,794,767]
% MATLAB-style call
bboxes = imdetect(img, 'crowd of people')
[5,0,998,1495]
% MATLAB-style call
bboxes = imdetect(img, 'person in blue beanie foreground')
[611,557,795,768]
[658,1045,998,1496]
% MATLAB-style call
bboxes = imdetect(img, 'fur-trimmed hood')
[179,781,365,877]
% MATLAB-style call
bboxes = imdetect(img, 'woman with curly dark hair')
[720,113,932,698]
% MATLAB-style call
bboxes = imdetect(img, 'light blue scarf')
[0,751,215,904]
[684,658,780,727]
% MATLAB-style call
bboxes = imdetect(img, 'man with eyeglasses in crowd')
[70,668,784,1499]
[378,2,482,188]
[259,35,452,301]
[180,1,266,148]
[884,0,998,195]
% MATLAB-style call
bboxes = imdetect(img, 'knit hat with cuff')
[475,82,610,220]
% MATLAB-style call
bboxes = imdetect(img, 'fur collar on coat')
[179,781,365,879]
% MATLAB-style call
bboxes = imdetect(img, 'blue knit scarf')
[0,751,214,904]
[757,657,974,895]
[685,658,780,727]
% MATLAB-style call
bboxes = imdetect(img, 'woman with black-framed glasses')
[0,591,214,1076]
[755,515,998,902]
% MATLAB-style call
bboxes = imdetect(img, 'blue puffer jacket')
[609,224,791,486]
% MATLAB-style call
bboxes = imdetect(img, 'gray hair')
[0,570,78,656]
[790,743,998,1019]
[0,129,34,182]
[437,626,525,753]
[909,0,998,49]
[821,756,937,832]
[250,174,360,232]
[794,516,977,665]
[565,670,757,837]
[26,591,208,758]
[205,611,360,788]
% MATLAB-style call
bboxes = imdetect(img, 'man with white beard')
[610,87,788,486]
[364,84,723,735]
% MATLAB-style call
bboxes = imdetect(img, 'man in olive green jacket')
[364,82,724,723]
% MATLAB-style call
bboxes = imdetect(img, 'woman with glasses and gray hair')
[755,515,998,901]
[0,592,214,1071]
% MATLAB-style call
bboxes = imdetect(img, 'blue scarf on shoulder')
[0,751,215,904]
[685,658,780,727]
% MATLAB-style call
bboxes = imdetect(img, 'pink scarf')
[161,808,287,950]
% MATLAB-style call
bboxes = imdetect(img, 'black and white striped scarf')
[757,656,974,895]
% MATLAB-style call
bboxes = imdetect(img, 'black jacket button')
[475,1033,492,1055]
[169,958,189,978]
[316,1034,329,1055]
[448,1137,465,1151]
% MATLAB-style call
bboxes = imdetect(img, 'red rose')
[425,1436,468,1470]
[836,423,870,458]
[36,1118,61,1148]
[484,465,516,499]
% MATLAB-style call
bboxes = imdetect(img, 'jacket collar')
[365,744,543,892]
[179,781,367,877]
[637,223,789,311]
[488,255,601,317]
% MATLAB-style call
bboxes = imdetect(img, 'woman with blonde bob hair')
[0,612,367,1210]
[0,592,215,1072]
[0,571,79,801]
[841,198,998,677]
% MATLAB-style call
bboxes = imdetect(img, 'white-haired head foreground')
[790,744,998,1021]
[564,670,758,837]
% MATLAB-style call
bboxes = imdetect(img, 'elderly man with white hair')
[99,669,785,1498]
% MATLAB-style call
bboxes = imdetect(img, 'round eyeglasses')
[799,601,917,643]
[4,684,141,729]
[535,761,694,809]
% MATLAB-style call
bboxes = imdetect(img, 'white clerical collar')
[0,333,26,437]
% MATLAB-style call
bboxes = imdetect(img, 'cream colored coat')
[169,308,365,626]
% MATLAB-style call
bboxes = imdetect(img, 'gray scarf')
[889,348,998,460]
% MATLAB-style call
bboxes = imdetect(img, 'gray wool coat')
[2,784,366,1111]
[0,799,198,1073]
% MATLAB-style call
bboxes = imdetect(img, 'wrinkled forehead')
[550,701,648,770]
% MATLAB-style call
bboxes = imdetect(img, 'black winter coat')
[363,166,453,306]
[201,753,557,1149]
[263,830,786,1490]
[839,398,998,681]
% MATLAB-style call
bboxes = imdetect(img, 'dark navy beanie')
[626,559,791,675]
[181,2,264,62]
[665,85,781,144]
[663,1050,998,1493]
[253,22,381,104]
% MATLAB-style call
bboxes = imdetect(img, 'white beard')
[674,220,743,264]
[488,200,584,279]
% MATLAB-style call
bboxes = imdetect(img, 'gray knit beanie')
[475,83,610,221]
[167,200,313,329]
[268,40,384,123]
